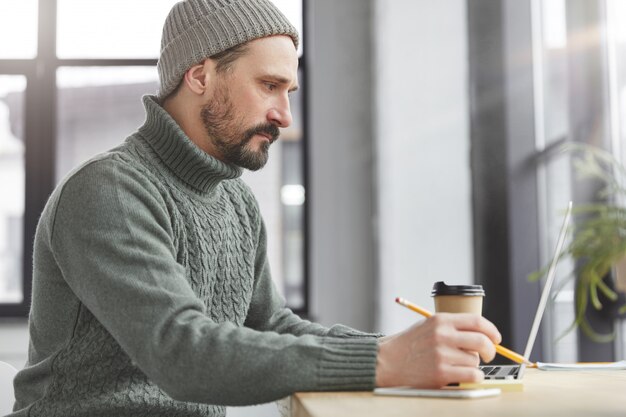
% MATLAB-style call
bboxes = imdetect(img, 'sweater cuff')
[327,324,384,339]
[317,337,379,391]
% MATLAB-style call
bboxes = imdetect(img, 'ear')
[182,59,216,95]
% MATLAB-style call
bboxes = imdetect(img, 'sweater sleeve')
[48,159,379,406]
[244,218,382,340]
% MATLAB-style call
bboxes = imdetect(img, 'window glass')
[0,0,38,59]
[57,0,302,59]
[608,0,626,167]
[270,0,304,56]
[607,0,626,358]
[0,75,26,303]
[56,0,179,59]
[56,66,158,180]
[539,0,578,362]
[539,0,626,360]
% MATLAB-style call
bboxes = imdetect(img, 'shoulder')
[55,150,157,203]
[44,150,169,234]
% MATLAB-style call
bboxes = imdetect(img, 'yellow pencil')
[395,297,533,366]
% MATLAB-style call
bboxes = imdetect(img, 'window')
[468,0,625,362]
[55,67,159,180]
[606,0,626,358]
[536,0,626,362]
[0,0,308,317]
[607,0,626,166]
[535,0,578,363]
[56,0,176,59]
[0,1,38,59]
[0,76,26,305]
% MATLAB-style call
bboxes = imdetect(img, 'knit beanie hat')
[157,0,299,99]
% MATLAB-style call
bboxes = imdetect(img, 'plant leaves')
[531,143,626,342]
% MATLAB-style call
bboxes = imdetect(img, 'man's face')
[201,35,299,171]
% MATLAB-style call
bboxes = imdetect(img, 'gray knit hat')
[157,0,299,99]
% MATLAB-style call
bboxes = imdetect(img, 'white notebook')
[374,387,501,399]
[536,360,626,371]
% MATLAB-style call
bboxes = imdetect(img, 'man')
[10,1,501,415]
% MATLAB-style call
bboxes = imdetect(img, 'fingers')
[443,365,485,385]
[440,313,502,345]
[427,314,499,363]
[453,331,497,363]
[427,361,485,387]
[439,345,481,368]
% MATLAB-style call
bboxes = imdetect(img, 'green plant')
[529,142,626,343]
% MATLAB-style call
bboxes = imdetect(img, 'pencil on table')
[395,297,533,366]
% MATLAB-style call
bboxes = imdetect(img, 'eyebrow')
[265,74,299,92]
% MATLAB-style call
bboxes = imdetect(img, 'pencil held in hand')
[395,297,432,317]
[395,297,532,365]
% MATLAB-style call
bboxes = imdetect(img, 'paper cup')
[431,281,484,315]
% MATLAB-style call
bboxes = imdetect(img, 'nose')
[267,96,292,128]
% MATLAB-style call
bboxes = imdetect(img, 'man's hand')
[376,314,502,388]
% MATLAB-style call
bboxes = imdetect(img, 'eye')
[264,82,277,92]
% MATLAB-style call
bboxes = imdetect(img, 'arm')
[49,159,378,406]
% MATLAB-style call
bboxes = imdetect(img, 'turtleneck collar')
[136,95,243,195]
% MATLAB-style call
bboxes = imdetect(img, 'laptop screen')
[522,201,573,360]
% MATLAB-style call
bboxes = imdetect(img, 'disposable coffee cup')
[431,281,485,315]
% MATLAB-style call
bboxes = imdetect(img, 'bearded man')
[9,1,501,416]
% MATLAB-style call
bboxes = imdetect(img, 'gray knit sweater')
[10,96,379,417]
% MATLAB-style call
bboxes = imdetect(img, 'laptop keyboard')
[480,365,519,379]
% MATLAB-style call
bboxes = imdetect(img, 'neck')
[162,94,221,159]
[137,95,243,195]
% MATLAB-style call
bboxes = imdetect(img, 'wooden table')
[291,369,626,417]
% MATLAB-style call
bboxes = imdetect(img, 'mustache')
[243,123,280,144]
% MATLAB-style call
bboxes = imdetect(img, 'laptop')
[480,201,573,380]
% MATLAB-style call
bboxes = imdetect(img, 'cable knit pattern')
[10,95,379,417]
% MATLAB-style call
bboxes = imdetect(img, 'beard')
[200,82,279,171]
